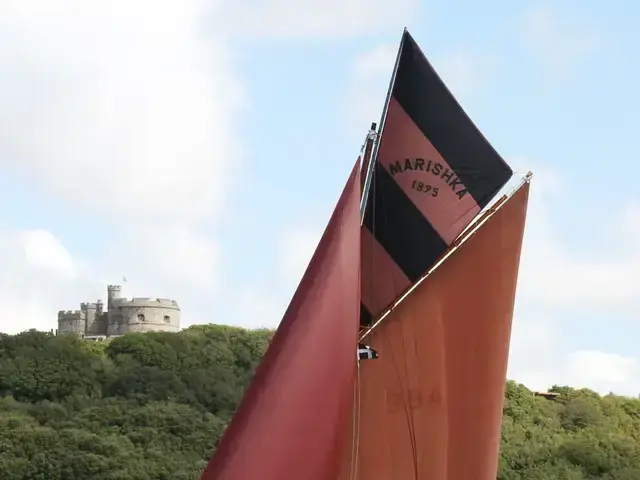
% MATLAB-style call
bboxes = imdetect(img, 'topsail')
[360,30,513,326]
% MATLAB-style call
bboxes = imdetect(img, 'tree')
[3,327,640,479]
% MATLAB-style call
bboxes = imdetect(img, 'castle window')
[164,315,170,323]
[138,314,145,322]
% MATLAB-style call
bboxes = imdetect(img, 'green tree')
[3,326,640,479]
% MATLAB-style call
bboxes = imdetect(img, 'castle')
[57,285,181,339]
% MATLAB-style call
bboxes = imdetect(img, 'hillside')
[0,328,639,479]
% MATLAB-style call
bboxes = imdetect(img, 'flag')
[358,343,378,360]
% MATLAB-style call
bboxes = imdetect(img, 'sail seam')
[349,361,361,480]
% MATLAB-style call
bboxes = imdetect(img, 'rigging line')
[368,157,378,325]
[443,171,528,242]
[387,332,419,478]
[359,171,533,343]
[368,161,378,327]
[398,316,420,477]
[354,357,362,479]
[349,358,360,480]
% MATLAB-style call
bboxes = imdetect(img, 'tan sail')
[340,180,530,480]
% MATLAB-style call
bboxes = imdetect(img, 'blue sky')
[0,0,639,395]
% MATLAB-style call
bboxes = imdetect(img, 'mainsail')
[201,27,531,480]
[339,181,530,480]
[200,161,362,480]
[360,30,513,327]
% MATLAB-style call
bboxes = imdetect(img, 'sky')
[0,0,639,396]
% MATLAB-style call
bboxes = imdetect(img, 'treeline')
[1,327,640,479]
[0,326,270,479]
[500,382,640,479]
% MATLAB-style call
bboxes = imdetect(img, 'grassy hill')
[0,327,639,479]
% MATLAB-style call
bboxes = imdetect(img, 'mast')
[360,29,407,224]
[360,122,377,194]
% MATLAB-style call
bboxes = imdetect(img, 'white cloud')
[279,227,321,287]
[0,1,247,333]
[566,351,639,392]
[504,163,640,395]
[221,0,416,38]
[121,226,218,292]
[0,229,102,334]
[511,163,640,311]
[0,0,245,224]
[510,345,640,397]
[510,343,640,397]
[233,288,288,329]
[519,5,602,74]
[20,230,77,280]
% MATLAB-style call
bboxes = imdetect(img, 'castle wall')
[58,287,181,337]
[82,302,103,336]
[57,310,86,335]
[107,298,180,336]
[86,312,108,336]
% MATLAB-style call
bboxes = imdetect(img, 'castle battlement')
[112,297,180,309]
[57,285,181,337]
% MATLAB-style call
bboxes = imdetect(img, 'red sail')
[339,181,530,480]
[360,30,513,326]
[201,160,361,480]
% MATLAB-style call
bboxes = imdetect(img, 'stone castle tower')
[57,285,181,338]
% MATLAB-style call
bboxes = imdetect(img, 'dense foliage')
[1,327,639,479]
[0,326,270,480]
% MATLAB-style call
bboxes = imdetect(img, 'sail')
[341,181,530,480]
[201,160,362,480]
[361,30,513,326]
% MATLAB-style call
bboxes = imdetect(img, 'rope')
[350,359,362,480]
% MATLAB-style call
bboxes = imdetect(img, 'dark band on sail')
[359,30,513,328]
[363,163,447,281]
[392,32,512,206]
[360,164,448,327]
[361,304,372,327]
